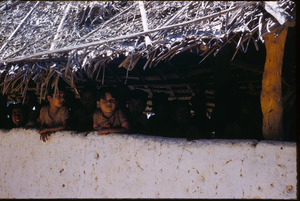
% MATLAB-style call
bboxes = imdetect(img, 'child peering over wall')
[8,103,28,128]
[69,84,97,132]
[0,94,8,129]
[38,88,69,142]
[93,86,130,135]
[126,89,149,134]
[23,90,41,128]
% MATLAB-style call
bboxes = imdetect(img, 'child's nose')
[14,114,22,118]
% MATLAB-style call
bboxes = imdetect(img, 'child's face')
[48,91,65,108]
[12,108,25,126]
[81,91,96,109]
[127,99,145,116]
[98,92,117,114]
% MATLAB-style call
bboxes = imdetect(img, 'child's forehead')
[53,91,65,97]
[51,91,65,98]
[101,92,115,99]
[82,91,94,96]
[12,107,23,112]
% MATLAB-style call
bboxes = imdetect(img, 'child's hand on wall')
[98,128,110,135]
[40,133,50,142]
[38,128,48,134]
[39,128,51,142]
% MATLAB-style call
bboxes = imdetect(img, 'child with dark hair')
[148,93,172,136]
[0,94,8,129]
[69,85,97,132]
[126,89,149,134]
[8,103,28,128]
[168,100,194,138]
[23,90,41,127]
[38,88,69,142]
[93,86,130,135]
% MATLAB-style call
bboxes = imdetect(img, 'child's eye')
[102,100,116,104]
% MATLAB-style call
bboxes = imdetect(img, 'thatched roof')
[0,1,296,102]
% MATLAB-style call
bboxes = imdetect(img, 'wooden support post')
[261,27,288,140]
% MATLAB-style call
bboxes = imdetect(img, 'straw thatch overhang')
[0,0,296,105]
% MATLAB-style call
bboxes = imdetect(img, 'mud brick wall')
[0,128,296,199]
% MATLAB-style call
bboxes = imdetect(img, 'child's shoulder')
[59,106,69,113]
[40,105,49,112]
[41,105,49,109]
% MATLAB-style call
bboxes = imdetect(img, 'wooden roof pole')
[138,1,152,48]
[50,3,72,50]
[261,26,288,140]
[0,1,40,55]
[0,2,253,65]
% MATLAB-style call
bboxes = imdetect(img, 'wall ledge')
[0,128,297,199]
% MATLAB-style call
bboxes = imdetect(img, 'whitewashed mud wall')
[0,128,297,199]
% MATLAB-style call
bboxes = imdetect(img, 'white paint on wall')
[0,128,297,199]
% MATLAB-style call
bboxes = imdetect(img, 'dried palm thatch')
[0,1,296,101]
